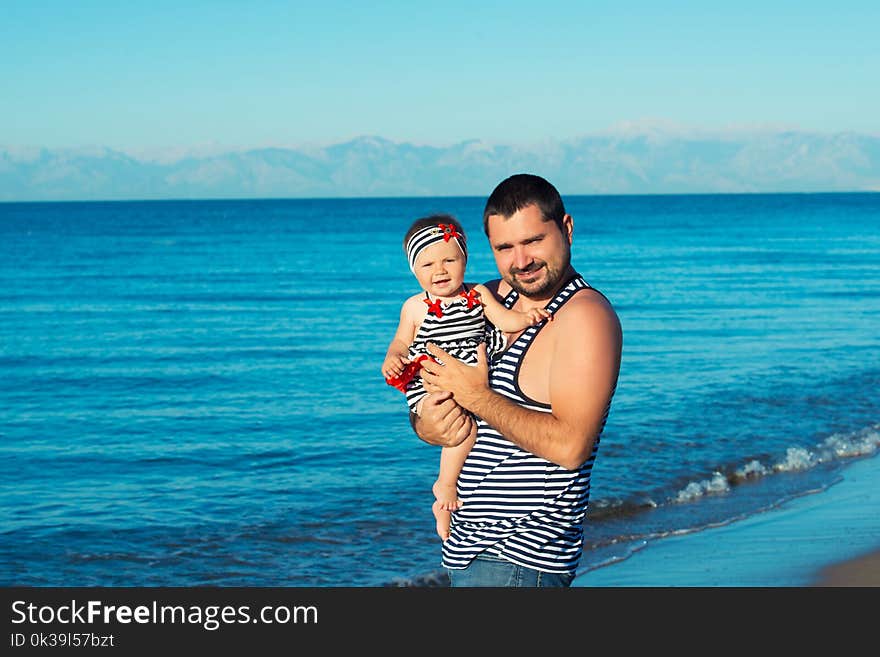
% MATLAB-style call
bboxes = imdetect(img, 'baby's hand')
[525,308,552,325]
[382,353,410,379]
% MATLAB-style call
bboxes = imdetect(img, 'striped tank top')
[404,285,504,413]
[441,273,609,574]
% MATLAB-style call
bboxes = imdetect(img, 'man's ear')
[562,214,574,245]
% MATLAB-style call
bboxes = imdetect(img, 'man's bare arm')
[423,293,621,469]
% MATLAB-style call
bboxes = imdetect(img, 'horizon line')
[3,189,879,205]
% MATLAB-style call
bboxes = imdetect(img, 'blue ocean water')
[1,193,878,586]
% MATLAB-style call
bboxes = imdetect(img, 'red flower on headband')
[460,288,481,309]
[439,223,462,242]
[424,297,444,318]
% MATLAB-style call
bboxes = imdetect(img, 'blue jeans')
[447,554,575,588]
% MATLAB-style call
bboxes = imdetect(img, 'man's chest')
[498,323,555,403]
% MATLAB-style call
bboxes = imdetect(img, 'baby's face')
[413,239,467,298]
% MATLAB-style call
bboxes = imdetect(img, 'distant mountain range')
[2,129,879,201]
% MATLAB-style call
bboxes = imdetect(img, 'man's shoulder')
[556,286,620,333]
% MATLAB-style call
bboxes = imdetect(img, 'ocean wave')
[672,423,879,503]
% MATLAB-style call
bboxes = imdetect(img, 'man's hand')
[421,342,490,412]
[412,391,474,447]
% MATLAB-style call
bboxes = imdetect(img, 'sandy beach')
[815,547,880,586]
[573,452,880,587]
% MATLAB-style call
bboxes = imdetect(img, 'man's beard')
[505,257,568,299]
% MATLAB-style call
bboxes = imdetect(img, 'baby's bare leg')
[431,419,476,541]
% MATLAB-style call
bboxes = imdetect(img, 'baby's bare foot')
[432,500,450,541]
[432,480,462,511]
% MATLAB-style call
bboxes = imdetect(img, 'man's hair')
[402,213,466,251]
[482,173,566,236]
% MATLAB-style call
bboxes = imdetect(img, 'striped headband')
[405,223,467,273]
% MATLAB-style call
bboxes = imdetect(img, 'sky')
[2,1,878,153]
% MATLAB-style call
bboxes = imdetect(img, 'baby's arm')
[383,342,410,379]
[382,296,420,379]
[471,283,552,332]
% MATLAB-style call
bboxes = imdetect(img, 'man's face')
[486,203,572,299]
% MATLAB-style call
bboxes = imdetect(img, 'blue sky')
[2,1,878,151]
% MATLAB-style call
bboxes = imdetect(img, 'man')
[414,173,622,587]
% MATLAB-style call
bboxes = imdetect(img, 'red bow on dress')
[424,297,444,318]
[460,288,481,309]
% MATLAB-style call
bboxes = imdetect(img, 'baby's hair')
[402,214,466,252]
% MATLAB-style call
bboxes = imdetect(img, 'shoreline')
[573,451,880,587]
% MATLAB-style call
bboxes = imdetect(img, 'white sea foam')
[738,459,769,479]
[818,425,880,459]
[774,446,816,472]
[674,471,730,503]
[671,423,880,504]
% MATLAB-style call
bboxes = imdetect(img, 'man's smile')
[512,263,544,282]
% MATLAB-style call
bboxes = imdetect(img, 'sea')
[1,192,878,587]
